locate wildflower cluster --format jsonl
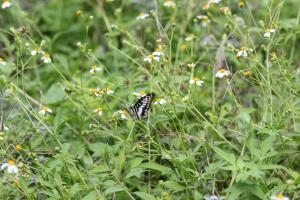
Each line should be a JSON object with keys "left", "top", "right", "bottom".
{"left": 143, "top": 47, "right": 165, "bottom": 63}
{"left": 31, "top": 46, "right": 51, "bottom": 63}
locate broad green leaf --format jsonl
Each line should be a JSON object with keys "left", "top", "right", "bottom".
{"left": 88, "top": 142, "right": 107, "bottom": 157}
{"left": 69, "top": 183, "right": 82, "bottom": 197}
{"left": 125, "top": 168, "right": 144, "bottom": 179}
{"left": 212, "top": 146, "right": 236, "bottom": 166}
{"left": 129, "top": 157, "right": 144, "bottom": 169}
{"left": 82, "top": 191, "right": 98, "bottom": 200}
{"left": 90, "top": 165, "right": 110, "bottom": 173}
{"left": 41, "top": 84, "right": 66, "bottom": 104}
{"left": 259, "top": 164, "right": 286, "bottom": 170}
{"left": 164, "top": 181, "right": 185, "bottom": 192}
{"left": 134, "top": 192, "right": 156, "bottom": 200}
{"left": 261, "top": 136, "right": 276, "bottom": 154}
{"left": 104, "top": 185, "right": 125, "bottom": 194}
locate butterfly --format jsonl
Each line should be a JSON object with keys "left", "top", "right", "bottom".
{"left": 125, "top": 93, "right": 155, "bottom": 120}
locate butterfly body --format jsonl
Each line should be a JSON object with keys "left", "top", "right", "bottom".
{"left": 126, "top": 93, "right": 155, "bottom": 120}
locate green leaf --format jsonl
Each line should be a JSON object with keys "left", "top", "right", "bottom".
{"left": 261, "top": 136, "right": 276, "bottom": 154}
{"left": 30, "top": 135, "right": 45, "bottom": 149}
{"left": 129, "top": 157, "right": 144, "bottom": 169}
{"left": 104, "top": 185, "right": 125, "bottom": 194}
{"left": 61, "top": 143, "right": 70, "bottom": 154}
{"left": 90, "top": 165, "right": 110, "bottom": 173}
{"left": 134, "top": 192, "right": 156, "bottom": 200}
{"left": 82, "top": 191, "right": 98, "bottom": 200}
{"left": 212, "top": 146, "right": 236, "bottom": 166}
{"left": 125, "top": 168, "right": 144, "bottom": 179}
{"left": 88, "top": 142, "right": 107, "bottom": 157}
{"left": 41, "top": 84, "right": 66, "bottom": 104}
{"left": 69, "top": 183, "right": 82, "bottom": 197}
{"left": 259, "top": 164, "right": 286, "bottom": 170}
{"left": 164, "top": 181, "right": 185, "bottom": 192}
{"left": 139, "top": 162, "right": 172, "bottom": 175}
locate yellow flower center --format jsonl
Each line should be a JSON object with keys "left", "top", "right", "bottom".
{"left": 34, "top": 47, "right": 41, "bottom": 52}
{"left": 15, "top": 145, "right": 22, "bottom": 151}
{"left": 91, "top": 65, "right": 97, "bottom": 69}
{"left": 76, "top": 10, "right": 83, "bottom": 17}
{"left": 265, "top": 29, "right": 270, "bottom": 33}
{"left": 90, "top": 88, "right": 97, "bottom": 93}
{"left": 122, "top": 110, "right": 129, "bottom": 116}
{"left": 96, "top": 107, "right": 103, "bottom": 112}
{"left": 4, "top": 0, "right": 10, "bottom": 3}
{"left": 0, "top": 58, "right": 3, "bottom": 62}
{"left": 180, "top": 44, "right": 187, "bottom": 51}
{"left": 240, "top": 47, "right": 247, "bottom": 51}
{"left": 139, "top": 12, "right": 145, "bottom": 17}
{"left": 43, "top": 106, "right": 49, "bottom": 111}
{"left": 239, "top": 1, "right": 245, "bottom": 8}
{"left": 219, "top": 68, "right": 225, "bottom": 73}
{"left": 243, "top": 70, "right": 252, "bottom": 77}
{"left": 44, "top": 53, "right": 50, "bottom": 58}
{"left": 155, "top": 48, "right": 161, "bottom": 52}
{"left": 140, "top": 91, "right": 146, "bottom": 96}
{"left": 8, "top": 160, "right": 15, "bottom": 165}
{"left": 193, "top": 77, "right": 200, "bottom": 81}
{"left": 149, "top": 54, "right": 155, "bottom": 59}
{"left": 277, "top": 193, "right": 284, "bottom": 199}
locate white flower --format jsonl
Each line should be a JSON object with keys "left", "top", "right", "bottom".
{"left": 136, "top": 12, "right": 149, "bottom": 20}
{"left": 31, "top": 47, "right": 44, "bottom": 56}
{"left": 270, "top": 193, "right": 289, "bottom": 200}
{"left": 39, "top": 106, "right": 53, "bottom": 115}
{"left": 94, "top": 107, "right": 103, "bottom": 116}
{"left": 76, "top": 41, "right": 83, "bottom": 47}
{"left": 118, "top": 110, "right": 129, "bottom": 120}
{"left": 89, "top": 65, "right": 101, "bottom": 74}
{"left": 41, "top": 53, "right": 51, "bottom": 63}
{"left": 0, "top": 58, "right": 7, "bottom": 66}
{"left": 264, "top": 28, "right": 276, "bottom": 38}
{"left": 187, "top": 63, "right": 196, "bottom": 68}
{"left": 1, "top": 0, "right": 12, "bottom": 9}
{"left": 189, "top": 77, "right": 204, "bottom": 86}
{"left": 153, "top": 48, "right": 164, "bottom": 57}
{"left": 163, "top": 0, "right": 176, "bottom": 8}
{"left": 182, "top": 96, "right": 189, "bottom": 102}
{"left": 204, "top": 194, "right": 225, "bottom": 200}
{"left": 236, "top": 47, "right": 253, "bottom": 58}
{"left": 143, "top": 54, "right": 160, "bottom": 63}
{"left": 89, "top": 88, "right": 103, "bottom": 97}
{"left": 154, "top": 98, "right": 167, "bottom": 105}
{"left": 215, "top": 68, "right": 230, "bottom": 78}
{"left": 133, "top": 91, "right": 146, "bottom": 97}
{"left": 197, "top": 15, "right": 210, "bottom": 27}
{"left": 208, "top": 0, "right": 222, "bottom": 3}
{"left": 103, "top": 87, "right": 114, "bottom": 95}
{"left": 185, "top": 34, "right": 195, "bottom": 42}
{"left": 1, "top": 160, "right": 18, "bottom": 174}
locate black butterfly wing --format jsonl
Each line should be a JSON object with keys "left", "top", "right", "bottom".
{"left": 128, "top": 93, "right": 155, "bottom": 120}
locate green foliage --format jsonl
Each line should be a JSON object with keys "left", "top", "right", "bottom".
{"left": 0, "top": 0, "right": 300, "bottom": 199}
